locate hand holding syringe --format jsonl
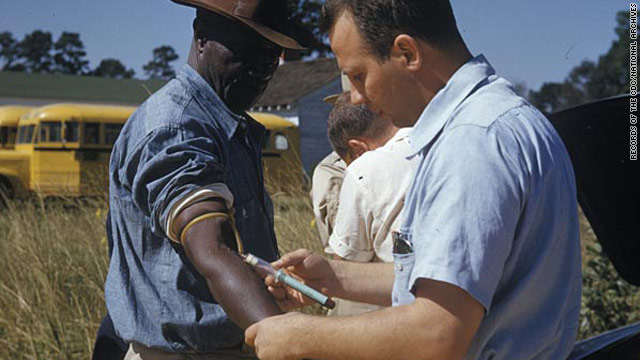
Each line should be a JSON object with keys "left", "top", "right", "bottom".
{"left": 242, "top": 253, "right": 336, "bottom": 309}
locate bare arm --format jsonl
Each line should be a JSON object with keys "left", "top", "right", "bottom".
{"left": 266, "top": 249, "right": 394, "bottom": 309}
{"left": 175, "top": 199, "right": 281, "bottom": 329}
{"left": 247, "top": 278, "right": 484, "bottom": 360}
{"left": 330, "top": 256, "right": 394, "bottom": 305}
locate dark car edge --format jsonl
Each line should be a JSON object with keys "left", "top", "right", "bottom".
{"left": 548, "top": 95, "right": 640, "bottom": 359}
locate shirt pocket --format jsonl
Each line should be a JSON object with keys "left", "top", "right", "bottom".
{"left": 392, "top": 252, "right": 416, "bottom": 306}
{"left": 392, "top": 230, "right": 416, "bottom": 306}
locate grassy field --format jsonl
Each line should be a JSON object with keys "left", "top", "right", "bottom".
{"left": 0, "top": 193, "right": 638, "bottom": 359}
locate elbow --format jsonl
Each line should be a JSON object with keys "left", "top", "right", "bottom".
{"left": 404, "top": 302, "right": 472, "bottom": 360}
{"left": 410, "top": 336, "right": 466, "bottom": 360}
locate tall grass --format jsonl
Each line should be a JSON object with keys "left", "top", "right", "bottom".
{"left": 0, "top": 189, "right": 322, "bottom": 359}
{"left": 0, "top": 197, "right": 109, "bottom": 359}
{"left": 0, "top": 191, "right": 638, "bottom": 359}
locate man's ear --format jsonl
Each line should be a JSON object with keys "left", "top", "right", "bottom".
{"left": 193, "top": 31, "right": 207, "bottom": 55}
{"left": 197, "top": 37, "right": 206, "bottom": 53}
{"left": 193, "top": 20, "right": 207, "bottom": 54}
{"left": 347, "top": 138, "right": 370, "bottom": 159}
{"left": 391, "top": 34, "right": 422, "bottom": 72}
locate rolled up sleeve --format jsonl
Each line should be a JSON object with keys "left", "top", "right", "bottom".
{"left": 123, "top": 125, "right": 230, "bottom": 241}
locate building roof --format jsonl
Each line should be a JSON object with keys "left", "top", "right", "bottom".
{"left": 253, "top": 58, "right": 340, "bottom": 109}
{"left": 0, "top": 71, "right": 165, "bottom": 105}
{"left": 1, "top": 58, "right": 341, "bottom": 109}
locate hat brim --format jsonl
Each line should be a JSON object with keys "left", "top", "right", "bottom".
{"left": 323, "top": 94, "right": 340, "bottom": 104}
{"left": 173, "top": 0, "right": 307, "bottom": 50}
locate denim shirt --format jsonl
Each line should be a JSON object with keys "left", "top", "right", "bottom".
{"left": 392, "top": 55, "right": 581, "bottom": 359}
{"left": 105, "top": 64, "right": 279, "bottom": 352}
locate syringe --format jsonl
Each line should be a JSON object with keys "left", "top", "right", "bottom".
{"left": 242, "top": 253, "right": 336, "bottom": 309}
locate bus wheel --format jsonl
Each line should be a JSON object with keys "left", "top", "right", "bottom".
{"left": 0, "top": 178, "right": 14, "bottom": 207}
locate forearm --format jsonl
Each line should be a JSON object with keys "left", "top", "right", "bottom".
{"left": 297, "top": 301, "right": 464, "bottom": 360}
{"left": 248, "top": 279, "right": 482, "bottom": 359}
{"left": 331, "top": 260, "right": 394, "bottom": 306}
{"left": 196, "top": 245, "right": 282, "bottom": 329}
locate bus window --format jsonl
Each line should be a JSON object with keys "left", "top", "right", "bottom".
{"left": 49, "top": 122, "right": 62, "bottom": 142}
{"left": 274, "top": 133, "right": 289, "bottom": 151}
{"left": 10, "top": 127, "right": 17, "bottom": 143}
{"left": 0, "top": 127, "right": 7, "bottom": 146}
{"left": 105, "top": 123, "right": 123, "bottom": 145}
{"left": 263, "top": 130, "right": 271, "bottom": 149}
{"left": 40, "top": 121, "right": 62, "bottom": 142}
{"left": 26, "top": 125, "right": 35, "bottom": 143}
{"left": 17, "top": 126, "right": 25, "bottom": 143}
{"left": 84, "top": 123, "right": 100, "bottom": 145}
{"left": 65, "top": 122, "right": 79, "bottom": 142}
{"left": 17, "top": 125, "right": 35, "bottom": 144}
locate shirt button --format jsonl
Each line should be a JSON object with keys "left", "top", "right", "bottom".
{"left": 395, "top": 263, "right": 403, "bottom": 271}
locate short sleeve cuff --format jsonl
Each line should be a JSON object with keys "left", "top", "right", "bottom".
{"left": 409, "top": 265, "right": 494, "bottom": 312}
{"left": 323, "top": 245, "right": 335, "bottom": 255}
{"left": 328, "top": 234, "right": 374, "bottom": 262}
{"left": 164, "top": 184, "right": 234, "bottom": 243}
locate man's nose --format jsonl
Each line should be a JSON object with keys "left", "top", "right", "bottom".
{"left": 350, "top": 87, "right": 367, "bottom": 105}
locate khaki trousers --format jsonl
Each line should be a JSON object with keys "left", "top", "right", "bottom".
{"left": 124, "top": 342, "right": 258, "bottom": 360}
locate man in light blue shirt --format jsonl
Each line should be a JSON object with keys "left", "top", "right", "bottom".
{"left": 391, "top": 55, "right": 581, "bottom": 359}
{"left": 245, "top": 1, "right": 581, "bottom": 359}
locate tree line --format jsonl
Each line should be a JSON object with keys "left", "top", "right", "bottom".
{"left": 0, "top": 7, "right": 628, "bottom": 107}
{"left": 528, "top": 11, "right": 630, "bottom": 113}
{"left": 0, "top": 30, "right": 180, "bottom": 80}
{"left": 0, "top": 1, "right": 329, "bottom": 81}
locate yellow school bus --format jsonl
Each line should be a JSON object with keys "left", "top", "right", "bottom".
{"left": 0, "top": 106, "right": 303, "bottom": 198}
{"left": 249, "top": 112, "right": 305, "bottom": 190}
{"left": 0, "top": 106, "right": 34, "bottom": 150}
{"left": 0, "top": 103, "right": 136, "bottom": 197}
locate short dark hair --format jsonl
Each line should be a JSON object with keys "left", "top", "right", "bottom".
{"left": 322, "top": 0, "right": 463, "bottom": 60}
{"left": 327, "top": 91, "right": 390, "bottom": 158}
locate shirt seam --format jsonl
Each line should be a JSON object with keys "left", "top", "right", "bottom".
{"left": 177, "top": 96, "right": 193, "bottom": 141}
{"left": 440, "top": 105, "right": 526, "bottom": 180}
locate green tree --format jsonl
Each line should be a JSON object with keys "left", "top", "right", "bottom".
{"left": 0, "top": 31, "right": 21, "bottom": 71}
{"left": 17, "top": 30, "right": 54, "bottom": 73}
{"left": 143, "top": 45, "right": 179, "bottom": 80}
{"left": 287, "top": 0, "right": 331, "bottom": 57}
{"left": 53, "top": 32, "right": 89, "bottom": 75}
{"left": 579, "top": 242, "right": 640, "bottom": 339}
{"left": 586, "top": 11, "right": 630, "bottom": 99}
{"left": 530, "top": 11, "right": 631, "bottom": 113}
{"left": 92, "top": 58, "right": 135, "bottom": 79}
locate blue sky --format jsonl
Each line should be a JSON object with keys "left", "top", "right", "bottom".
{"left": 0, "top": 0, "right": 630, "bottom": 91}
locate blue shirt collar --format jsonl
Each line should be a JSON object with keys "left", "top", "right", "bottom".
{"left": 177, "top": 63, "right": 242, "bottom": 140}
{"left": 408, "top": 54, "right": 495, "bottom": 156}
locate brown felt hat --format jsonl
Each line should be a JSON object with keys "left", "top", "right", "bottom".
{"left": 172, "top": 0, "right": 308, "bottom": 50}
{"left": 323, "top": 73, "right": 351, "bottom": 104}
